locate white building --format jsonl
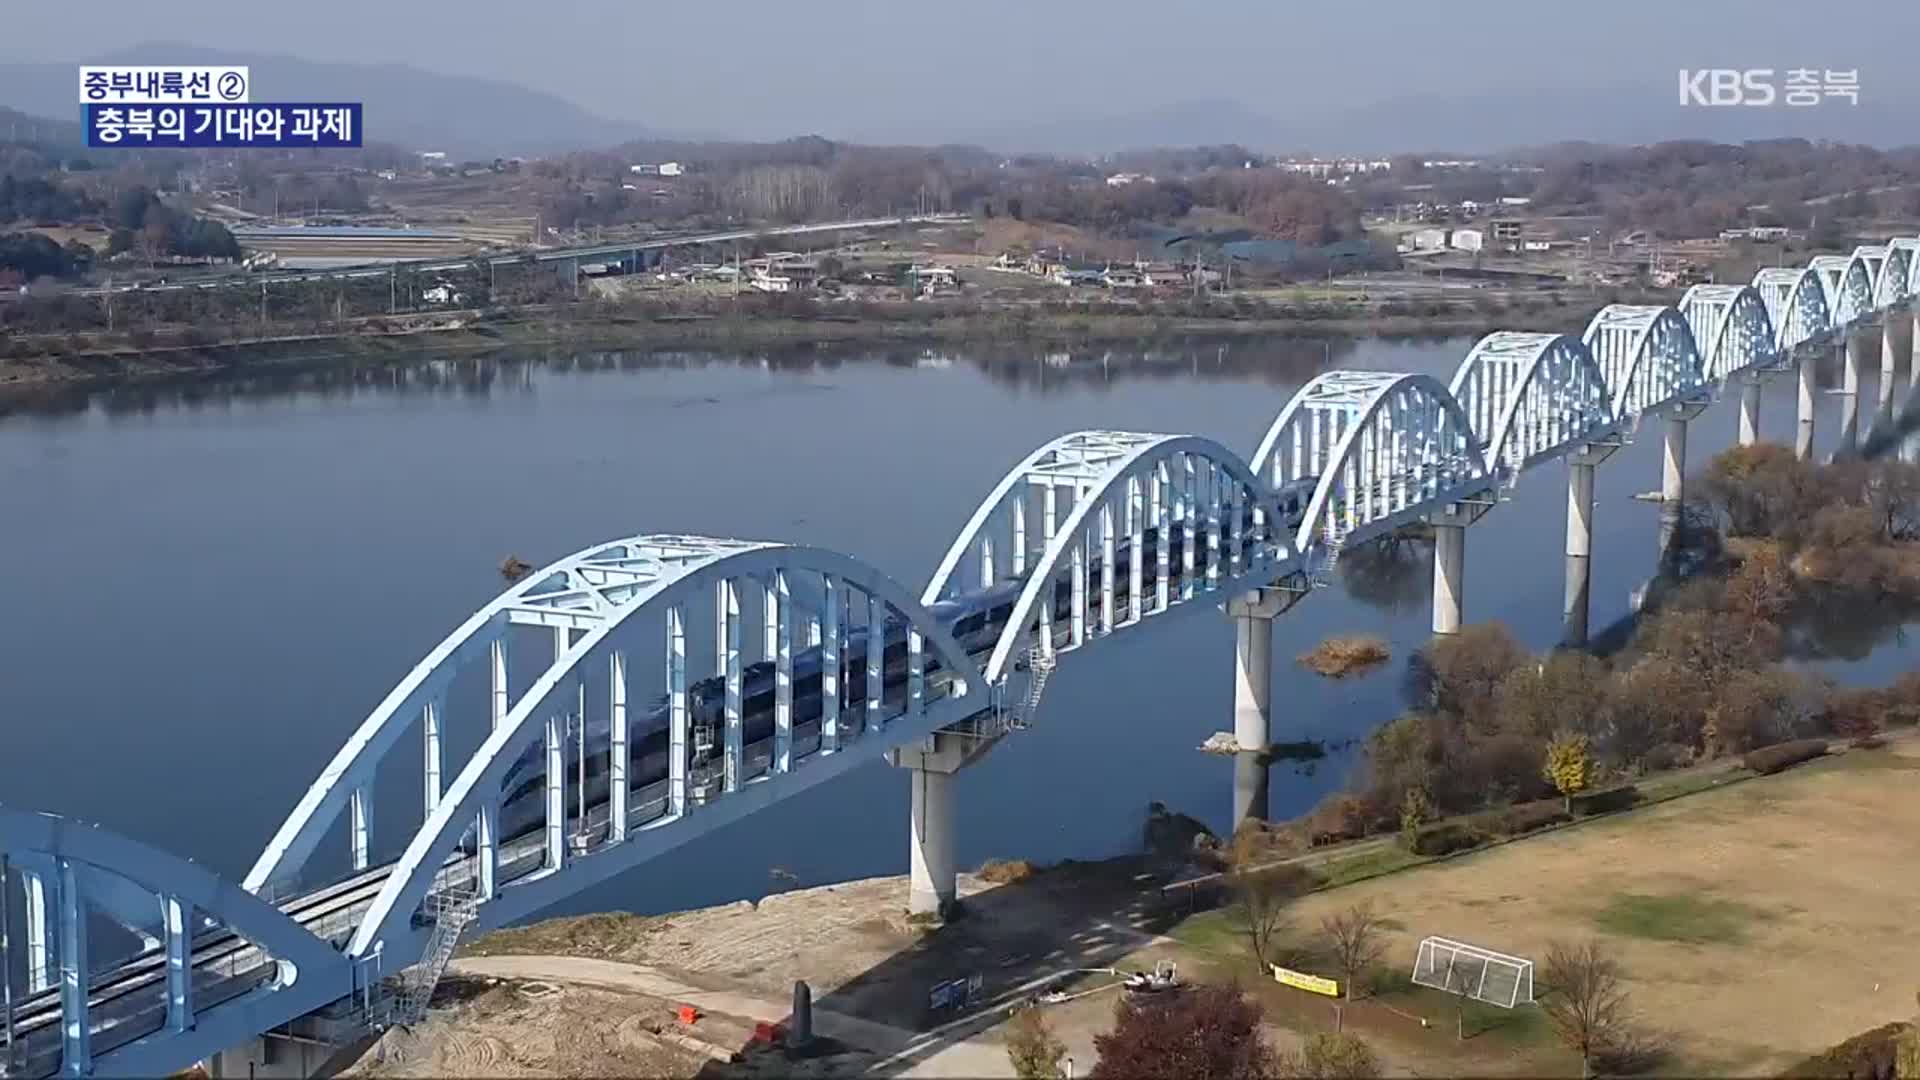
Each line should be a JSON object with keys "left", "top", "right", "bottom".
{"left": 1411, "top": 227, "right": 1449, "bottom": 251}
{"left": 1451, "top": 228, "right": 1485, "bottom": 252}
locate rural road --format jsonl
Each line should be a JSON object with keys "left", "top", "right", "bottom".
{"left": 449, "top": 954, "right": 1013, "bottom": 1078}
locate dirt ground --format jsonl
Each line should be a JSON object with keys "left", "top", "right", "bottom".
{"left": 347, "top": 740, "right": 1920, "bottom": 1078}
{"left": 463, "top": 859, "right": 1183, "bottom": 1034}
{"left": 346, "top": 859, "right": 1196, "bottom": 1078}
{"left": 1240, "top": 740, "right": 1920, "bottom": 1076}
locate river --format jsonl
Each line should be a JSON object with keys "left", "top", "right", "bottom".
{"left": 2, "top": 333, "right": 1913, "bottom": 926}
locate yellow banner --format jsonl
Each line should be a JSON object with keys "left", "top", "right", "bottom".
{"left": 1271, "top": 964, "right": 1340, "bottom": 997}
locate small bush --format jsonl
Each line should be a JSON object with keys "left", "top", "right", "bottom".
{"left": 1490, "top": 799, "right": 1572, "bottom": 836}
{"left": 1640, "top": 742, "right": 1694, "bottom": 772}
{"left": 1409, "top": 822, "right": 1482, "bottom": 856}
{"left": 978, "top": 858, "right": 1037, "bottom": 885}
{"left": 1306, "top": 794, "right": 1376, "bottom": 846}
{"left": 1781, "top": 1021, "right": 1908, "bottom": 1079}
{"left": 1570, "top": 785, "right": 1640, "bottom": 816}
{"left": 1743, "top": 738, "right": 1829, "bottom": 775}
{"left": 1298, "top": 635, "right": 1391, "bottom": 678}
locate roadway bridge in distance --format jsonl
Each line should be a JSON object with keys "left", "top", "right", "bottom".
{"left": 78, "top": 213, "right": 970, "bottom": 294}
{"left": 6, "top": 239, "right": 1920, "bottom": 1078}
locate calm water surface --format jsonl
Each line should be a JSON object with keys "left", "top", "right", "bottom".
{"left": 2, "top": 335, "right": 1911, "bottom": 921}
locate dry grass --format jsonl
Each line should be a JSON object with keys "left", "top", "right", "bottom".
{"left": 977, "top": 857, "right": 1038, "bottom": 884}
{"left": 1261, "top": 740, "right": 1920, "bottom": 1075}
{"left": 1297, "top": 634, "right": 1391, "bottom": 678}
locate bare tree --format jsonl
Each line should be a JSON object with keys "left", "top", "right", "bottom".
{"left": 1229, "top": 867, "right": 1290, "bottom": 971}
{"left": 1541, "top": 940, "right": 1630, "bottom": 1078}
{"left": 1270, "top": 1032, "right": 1382, "bottom": 1078}
{"left": 1321, "top": 902, "right": 1389, "bottom": 1003}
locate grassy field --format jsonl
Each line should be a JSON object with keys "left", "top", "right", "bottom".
{"left": 1165, "top": 739, "right": 1920, "bottom": 1077}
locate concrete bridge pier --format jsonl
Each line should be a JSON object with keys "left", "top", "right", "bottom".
{"left": 1661, "top": 413, "right": 1688, "bottom": 504}
{"left": 1431, "top": 520, "right": 1467, "bottom": 635}
{"left": 1910, "top": 311, "right": 1920, "bottom": 399}
{"left": 1562, "top": 444, "right": 1618, "bottom": 648}
{"left": 1738, "top": 376, "right": 1763, "bottom": 447}
{"left": 908, "top": 767, "right": 954, "bottom": 917}
{"left": 1659, "top": 402, "right": 1706, "bottom": 553}
{"left": 1797, "top": 345, "right": 1817, "bottom": 460}
{"left": 1839, "top": 335, "right": 1862, "bottom": 456}
{"left": 1878, "top": 317, "right": 1899, "bottom": 434}
{"left": 1227, "top": 587, "right": 1300, "bottom": 828}
{"left": 891, "top": 737, "right": 970, "bottom": 918}
{"left": 208, "top": 1032, "right": 353, "bottom": 1079}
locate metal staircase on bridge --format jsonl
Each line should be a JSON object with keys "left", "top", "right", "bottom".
{"left": 385, "top": 881, "right": 479, "bottom": 1028}
{"left": 1008, "top": 645, "right": 1056, "bottom": 732}
{"left": 1310, "top": 528, "right": 1348, "bottom": 588}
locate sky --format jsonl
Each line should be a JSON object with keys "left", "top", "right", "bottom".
{"left": 7, "top": 0, "right": 1919, "bottom": 146}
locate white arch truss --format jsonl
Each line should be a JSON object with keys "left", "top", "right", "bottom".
{"left": 1, "top": 809, "right": 353, "bottom": 1079}
{"left": 1447, "top": 332, "right": 1615, "bottom": 475}
{"left": 245, "top": 536, "right": 783, "bottom": 896}
{"left": 1879, "top": 240, "right": 1918, "bottom": 308}
{"left": 1580, "top": 304, "right": 1707, "bottom": 418}
{"left": 344, "top": 539, "right": 988, "bottom": 961}
{"left": 1854, "top": 245, "right": 1888, "bottom": 302}
{"left": 962, "top": 433, "right": 1289, "bottom": 685}
{"left": 1251, "top": 371, "right": 1491, "bottom": 554}
{"left": 1811, "top": 253, "right": 1875, "bottom": 327}
{"left": 1680, "top": 284, "right": 1779, "bottom": 380}
{"left": 1753, "top": 266, "right": 1832, "bottom": 352}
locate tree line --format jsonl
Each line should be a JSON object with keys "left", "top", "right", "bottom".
{"left": 1306, "top": 445, "right": 1920, "bottom": 847}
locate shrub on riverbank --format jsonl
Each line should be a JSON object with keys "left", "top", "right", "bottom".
{"left": 1696, "top": 444, "right": 1920, "bottom": 601}
{"left": 1742, "top": 739, "right": 1828, "bottom": 775}
{"left": 1298, "top": 443, "right": 1920, "bottom": 844}
{"left": 1782, "top": 1021, "right": 1908, "bottom": 1079}
{"left": 979, "top": 858, "right": 1038, "bottom": 884}
{"left": 1298, "top": 634, "right": 1390, "bottom": 678}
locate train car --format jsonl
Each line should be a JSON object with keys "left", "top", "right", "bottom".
{"left": 485, "top": 475, "right": 1320, "bottom": 845}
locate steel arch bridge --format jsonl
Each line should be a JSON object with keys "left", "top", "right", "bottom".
{"left": 1754, "top": 266, "right": 1834, "bottom": 352}
{"left": 13, "top": 238, "right": 1920, "bottom": 1077}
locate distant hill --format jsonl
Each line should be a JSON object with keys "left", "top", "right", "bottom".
{"left": 966, "top": 89, "right": 1920, "bottom": 157}
{"left": 0, "top": 43, "right": 640, "bottom": 158}
{"left": 0, "top": 105, "right": 82, "bottom": 149}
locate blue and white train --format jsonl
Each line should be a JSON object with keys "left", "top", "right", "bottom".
{"left": 488, "top": 478, "right": 1319, "bottom": 844}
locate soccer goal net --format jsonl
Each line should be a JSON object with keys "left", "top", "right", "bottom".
{"left": 1411, "top": 936, "right": 1534, "bottom": 1008}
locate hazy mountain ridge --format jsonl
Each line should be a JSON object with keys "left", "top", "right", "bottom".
{"left": 3, "top": 45, "right": 1914, "bottom": 160}
{"left": 960, "top": 88, "right": 1920, "bottom": 157}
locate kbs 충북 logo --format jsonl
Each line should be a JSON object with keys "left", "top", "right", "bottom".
{"left": 1678, "top": 69, "right": 1860, "bottom": 107}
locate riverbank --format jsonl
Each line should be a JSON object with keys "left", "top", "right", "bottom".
{"left": 0, "top": 298, "right": 1611, "bottom": 397}
{"left": 383, "top": 731, "right": 1920, "bottom": 1078}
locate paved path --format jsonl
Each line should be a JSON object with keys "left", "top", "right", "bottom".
{"left": 450, "top": 954, "right": 1012, "bottom": 1078}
